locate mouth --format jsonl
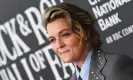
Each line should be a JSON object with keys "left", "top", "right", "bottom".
{"left": 60, "top": 50, "right": 70, "bottom": 54}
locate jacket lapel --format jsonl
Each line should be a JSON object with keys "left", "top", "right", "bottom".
{"left": 89, "top": 49, "right": 106, "bottom": 80}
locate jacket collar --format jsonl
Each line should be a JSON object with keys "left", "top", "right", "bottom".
{"left": 89, "top": 49, "right": 106, "bottom": 80}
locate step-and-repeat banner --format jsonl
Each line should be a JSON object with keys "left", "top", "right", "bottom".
{"left": 0, "top": 0, "right": 133, "bottom": 80}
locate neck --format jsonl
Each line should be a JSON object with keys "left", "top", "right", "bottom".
{"left": 74, "top": 47, "right": 89, "bottom": 68}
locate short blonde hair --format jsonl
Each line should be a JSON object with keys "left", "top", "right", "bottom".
{"left": 42, "top": 3, "right": 102, "bottom": 49}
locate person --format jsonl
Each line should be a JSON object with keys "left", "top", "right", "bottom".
{"left": 42, "top": 3, "right": 133, "bottom": 80}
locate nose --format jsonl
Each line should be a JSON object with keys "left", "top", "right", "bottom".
{"left": 56, "top": 38, "right": 65, "bottom": 49}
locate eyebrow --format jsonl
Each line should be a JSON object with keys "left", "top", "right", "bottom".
{"left": 48, "top": 29, "right": 71, "bottom": 40}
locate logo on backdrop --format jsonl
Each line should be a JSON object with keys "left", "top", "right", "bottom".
{"left": 0, "top": 0, "right": 75, "bottom": 80}
{"left": 88, "top": 0, "right": 133, "bottom": 44}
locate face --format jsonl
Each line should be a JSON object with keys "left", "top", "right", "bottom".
{"left": 47, "top": 18, "right": 88, "bottom": 63}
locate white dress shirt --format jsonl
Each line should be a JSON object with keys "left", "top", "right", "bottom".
{"left": 75, "top": 50, "right": 92, "bottom": 80}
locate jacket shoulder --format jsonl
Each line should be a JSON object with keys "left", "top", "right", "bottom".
{"left": 101, "top": 50, "right": 133, "bottom": 80}
{"left": 103, "top": 51, "right": 133, "bottom": 62}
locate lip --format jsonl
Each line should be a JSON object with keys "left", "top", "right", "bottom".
{"left": 60, "top": 50, "right": 70, "bottom": 54}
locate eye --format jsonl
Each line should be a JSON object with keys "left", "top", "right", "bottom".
{"left": 62, "top": 32, "right": 70, "bottom": 37}
{"left": 49, "top": 38, "right": 55, "bottom": 43}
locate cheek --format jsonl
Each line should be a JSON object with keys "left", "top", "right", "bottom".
{"left": 72, "top": 37, "right": 80, "bottom": 46}
{"left": 51, "top": 43, "right": 57, "bottom": 53}
{"left": 68, "top": 37, "right": 80, "bottom": 51}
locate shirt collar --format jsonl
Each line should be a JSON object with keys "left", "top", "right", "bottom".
{"left": 75, "top": 50, "right": 92, "bottom": 80}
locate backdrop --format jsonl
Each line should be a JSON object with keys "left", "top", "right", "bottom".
{"left": 0, "top": 0, "right": 133, "bottom": 80}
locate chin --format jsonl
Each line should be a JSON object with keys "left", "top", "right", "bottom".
{"left": 62, "top": 59, "right": 73, "bottom": 63}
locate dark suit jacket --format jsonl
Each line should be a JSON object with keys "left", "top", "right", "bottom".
{"left": 70, "top": 49, "right": 133, "bottom": 80}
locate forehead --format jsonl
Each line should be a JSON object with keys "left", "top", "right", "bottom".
{"left": 47, "top": 18, "right": 72, "bottom": 36}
